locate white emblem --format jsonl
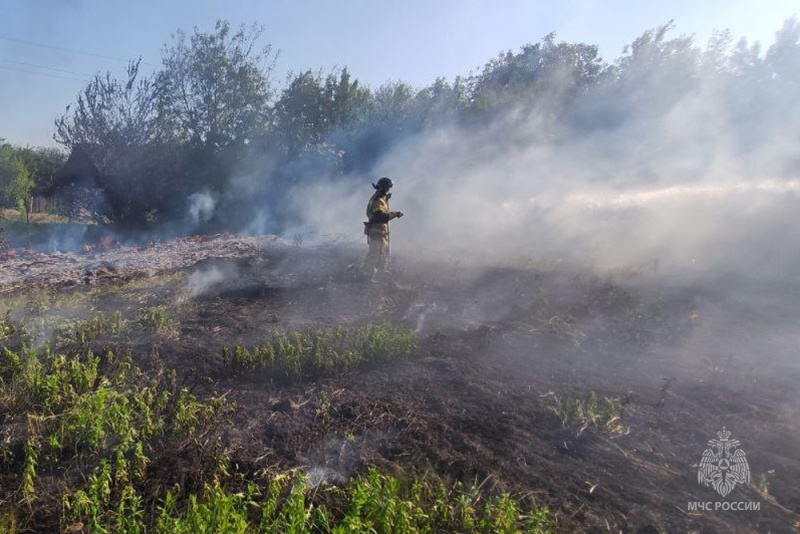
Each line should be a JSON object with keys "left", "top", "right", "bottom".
{"left": 697, "top": 427, "right": 750, "bottom": 497}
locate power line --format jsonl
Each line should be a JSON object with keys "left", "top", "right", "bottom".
{"left": 0, "top": 34, "right": 156, "bottom": 66}
{"left": 0, "top": 64, "right": 88, "bottom": 83}
{"left": 1, "top": 59, "right": 92, "bottom": 78}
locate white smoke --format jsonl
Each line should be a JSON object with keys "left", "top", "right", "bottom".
{"left": 187, "top": 189, "right": 217, "bottom": 225}
{"left": 182, "top": 265, "right": 230, "bottom": 301}
{"left": 281, "top": 26, "right": 800, "bottom": 282}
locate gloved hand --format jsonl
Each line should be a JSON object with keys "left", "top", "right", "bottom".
{"left": 393, "top": 211, "right": 404, "bottom": 218}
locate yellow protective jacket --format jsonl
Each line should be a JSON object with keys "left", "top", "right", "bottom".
{"left": 365, "top": 191, "right": 396, "bottom": 237}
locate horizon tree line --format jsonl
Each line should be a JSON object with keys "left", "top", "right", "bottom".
{"left": 1, "top": 17, "right": 798, "bottom": 232}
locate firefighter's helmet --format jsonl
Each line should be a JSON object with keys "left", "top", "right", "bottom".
{"left": 373, "top": 177, "right": 393, "bottom": 190}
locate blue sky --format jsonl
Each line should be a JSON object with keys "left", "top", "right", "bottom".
{"left": 1, "top": 0, "right": 796, "bottom": 148}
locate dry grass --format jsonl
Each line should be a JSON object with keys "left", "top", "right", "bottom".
{"left": 0, "top": 209, "right": 70, "bottom": 224}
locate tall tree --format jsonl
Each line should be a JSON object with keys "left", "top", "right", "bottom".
{"left": 273, "top": 67, "right": 371, "bottom": 159}
{"left": 156, "top": 20, "right": 276, "bottom": 151}
{"left": 55, "top": 59, "right": 162, "bottom": 167}
{"left": 611, "top": 22, "right": 700, "bottom": 115}
{"left": 411, "top": 76, "right": 468, "bottom": 128}
{"left": 766, "top": 17, "right": 800, "bottom": 87}
{"left": 273, "top": 69, "right": 328, "bottom": 156}
{"left": 468, "top": 33, "right": 606, "bottom": 118}
{"left": 321, "top": 68, "right": 372, "bottom": 131}
{"left": 371, "top": 81, "right": 415, "bottom": 126}
{"left": 54, "top": 60, "right": 184, "bottom": 228}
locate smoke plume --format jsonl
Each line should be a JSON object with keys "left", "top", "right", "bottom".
{"left": 270, "top": 24, "right": 800, "bottom": 282}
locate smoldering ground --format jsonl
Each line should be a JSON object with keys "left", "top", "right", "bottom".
{"left": 2, "top": 219, "right": 798, "bottom": 533}
{"left": 2, "top": 24, "right": 799, "bottom": 533}
{"left": 148, "top": 24, "right": 800, "bottom": 432}
{"left": 233, "top": 30, "right": 800, "bottom": 512}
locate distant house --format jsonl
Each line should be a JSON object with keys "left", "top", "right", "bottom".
{"left": 33, "top": 145, "right": 109, "bottom": 222}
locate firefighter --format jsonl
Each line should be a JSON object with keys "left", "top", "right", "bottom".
{"left": 364, "top": 177, "right": 403, "bottom": 280}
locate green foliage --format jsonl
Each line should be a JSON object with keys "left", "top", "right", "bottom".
{"left": 612, "top": 21, "right": 701, "bottom": 115}
{"left": 0, "top": 143, "right": 51, "bottom": 219}
{"left": 22, "top": 438, "right": 38, "bottom": 506}
{"left": 157, "top": 20, "right": 276, "bottom": 151}
{"left": 8, "top": 158, "right": 33, "bottom": 221}
{"left": 41, "top": 17, "right": 800, "bottom": 229}
{"left": 62, "top": 468, "right": 552, "bottom": 533}
{"left": 545, "top": 391, "right": 630, "bottom": 435}
{"left": 0, "top": 310, "right": 20, "bottom": 343}
{"left": 0, "top": 299, "right": 549, "bottom": 532}
{"left": 23, "top": 146, "right": 67, "bottom": 189}
{"left": 469, "top": 32, "right": 605, "bottom": 117}
{"left": 0, "top": 508, "right": 17, "bottom": 534}
{"left": 156, "top": 482, "right": 253, "bottom": 534}
{"left": 56, "top": 311, "right": 129, "bottom": 350}
{"left": 1, "top": 345, "right": 229, "bottom": 529}
{"left": 138, "top": 306, "right": 180, "bottom": 335}
{"left": 173, "top": 387, "right": 227, "bottom": 436}
{"left": 221, "top": 322, "right": 416, "bottom": 378}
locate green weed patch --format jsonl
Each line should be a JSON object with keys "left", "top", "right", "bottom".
{"left": 222, "top": 322, "right": 417, "bottom": 378}
{"left": 62, "top": 468, "right": 553, "bottom": 534}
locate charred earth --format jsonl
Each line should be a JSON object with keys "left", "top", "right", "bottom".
{"left": 0, "top": 233, "right": 798, "bottom": 533}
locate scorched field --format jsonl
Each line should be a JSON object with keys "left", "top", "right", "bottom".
{"left": 0, "top": 234, "right": 798, "bottom": 533}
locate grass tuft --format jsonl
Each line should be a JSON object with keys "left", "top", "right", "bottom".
{"left": 222, "top": 322, "right": 417, "bottom": 379}
{"left": 545, "top": 391, "right": 630, "bottom": 436}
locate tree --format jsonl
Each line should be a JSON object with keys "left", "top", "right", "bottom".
{"left": 0, "top": 143, "right": 40, "bottom": 221}
{"left": 611, "top": 22, "right": 700, "bottom": 115}
{"left": 55, "top": 59, "right": 162, "bottom": 167}
{"left": 766, "top": 17, "right": 800, "bottom": 84}
{"left": 272, "top": 67, "right": 372, "bottom": 159}
{"left": 468, "top": 33, "right": 606, "bottom": 118}
{"left": 272, "top": 69, "right": 328, "bottom": 156}
{"left": 371, "top": 81, "right": 415, "bottom": 126}
{"left": 8, "top": 158, "right": 33, "bottom": 223}
{"left": 321, "top": 67, "right": 372, "bottom": 132}
{"left": 54, "top": 20, "right": 277, "bottom": 229}
{"left": 410, "top": 76, "right": 468, "bottom": 128}
{"left": 156, "top": 20, "right": 276, "bottom": 151}
{"left": 55, "top": 59, "right": 186, "bottom": 228}
{"left": 0, "top": 142, "right": 12, "bottom": 209}
{"left": 25, "top": 147, "right": 67, "bottom": 190}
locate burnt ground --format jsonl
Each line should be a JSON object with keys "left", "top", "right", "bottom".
{"left": 2, "top": 237, "right": 799, "bottom": 533}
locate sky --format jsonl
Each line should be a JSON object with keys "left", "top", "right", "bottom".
{"left": 0, "top": 0, "right": 797, "bottom": 148}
